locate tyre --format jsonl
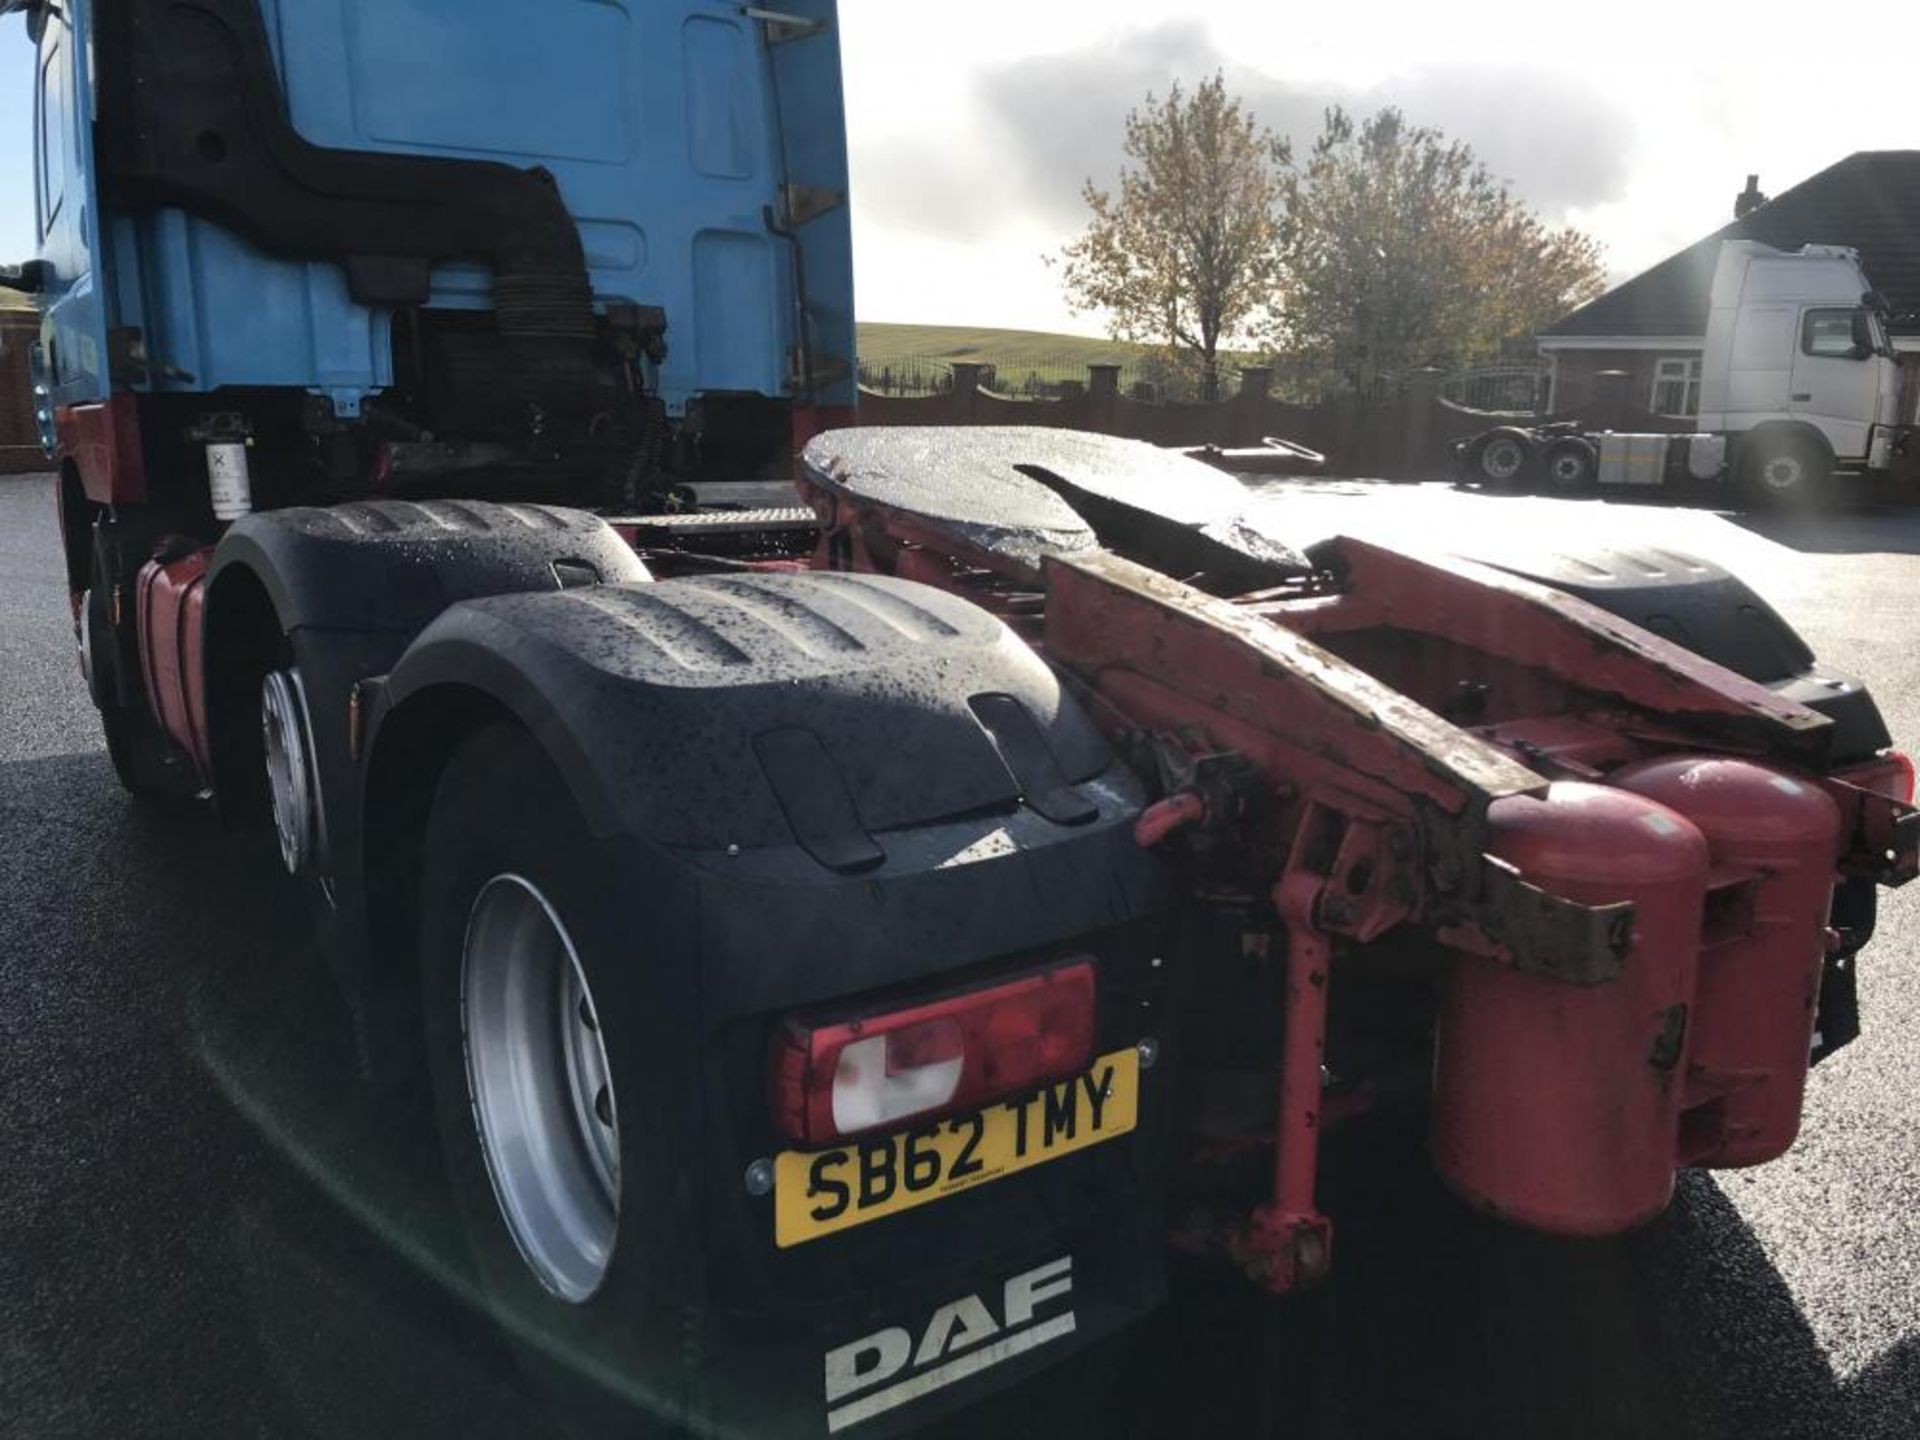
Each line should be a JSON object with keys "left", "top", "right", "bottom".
{"left": 1468, "top": 429, "right": 1532, "bottom": 490}
{"left": 1738, "top": 432, "right": 1832, "bottom": 507}
{"left": 1540, "top": 438, "right": 1597, "bottom": 494}
{"left": 418, "top": 724, "right": 682, "bottom": 1432}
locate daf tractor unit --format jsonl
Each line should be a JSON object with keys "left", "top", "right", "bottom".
{"left": 12, "top": 2, "right": 1918, "bottom": 1435}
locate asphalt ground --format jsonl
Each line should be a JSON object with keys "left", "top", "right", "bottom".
{"left": 2, "top": 470, "right": 1918, "bottom": 1438}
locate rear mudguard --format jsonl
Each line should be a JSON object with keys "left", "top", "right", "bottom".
{"left": 363, "top": 571, "right": 1176, "bottom": 1435}
{"left": 198, "top": 501, "right": 652, "bottom": 1052}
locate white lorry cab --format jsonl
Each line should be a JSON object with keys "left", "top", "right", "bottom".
{"left": 1461, "top": 240, "right": 1910, "bottom": 506}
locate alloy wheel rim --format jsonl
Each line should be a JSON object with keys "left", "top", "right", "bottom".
{"left": 462, "top": 873, "right": 620, "bottom": 1303}
{"left": 260, "top": 668, "right": 317, "bottom": 875}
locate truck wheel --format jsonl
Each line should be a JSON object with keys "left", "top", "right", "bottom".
{"left": 1740, "top": 434, "right": 1831, "bottom": 507}
{"left": 1540, "top": 439, "right": 1597, "bottom": 493}
{"left": 418, "top": 724, "right": 674, "bottom": 1427}
{"left": 1468, "top": 430, "right": 1531, "bottom": 490}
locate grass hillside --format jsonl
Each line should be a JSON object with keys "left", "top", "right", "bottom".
{"left": 854, "top": 323, "right": 1267, "bottom": 396}
{"left": 855, "top": 323, "right": 1153, "bottom": 389}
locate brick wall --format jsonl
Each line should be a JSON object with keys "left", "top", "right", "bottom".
{"left": 1547, "top": 347, "right": 1700, "bottom": 428}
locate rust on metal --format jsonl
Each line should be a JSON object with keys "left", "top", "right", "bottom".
{"left": 1325, "top": 537, "right": 1833, "bottom": 753}
{"left": 1044, "top": 549, "right": 1546, "bottom": 818}
{"left": 1437, "top": 856, "right": 1636, "bottom": 986}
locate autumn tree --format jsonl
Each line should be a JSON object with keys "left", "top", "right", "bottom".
{"left": 1278, "top": 106, "right": 1606, "bottom": 392}
{"left": 1057, "top": 74, "right": 1288, "bottom": 395}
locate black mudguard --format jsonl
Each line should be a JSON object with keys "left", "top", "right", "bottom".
{"left": 368, "top": 570, "right": 1176, "bottom": 1435}
{"left": 202, "top": 500, "right": 651, "bottom": 1059}
{"left": 1466, "top": 542, "right": 1890, "bottom": 761}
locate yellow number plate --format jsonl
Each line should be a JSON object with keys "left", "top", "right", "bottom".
{"left": 773, "top": 1047, "right": 1141, "bottom": 1248}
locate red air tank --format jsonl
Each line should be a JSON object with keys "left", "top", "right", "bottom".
{"left": 1611, "top": 756, "right": 1840, "bottom": 1167}
{"left": 1432, "top": 782, "right": 1707, "bottom": 1235}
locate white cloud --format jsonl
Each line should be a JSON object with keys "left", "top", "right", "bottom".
{"left": 842, "top": 0, "right": 1920, "bottom": 329}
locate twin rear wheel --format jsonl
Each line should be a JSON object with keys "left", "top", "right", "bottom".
{"left": 1540, "top": 439, "right": 1597, "bottom": 492}
{"left": 417, "top": 725, "right": 675, "bottom": 1426}
{"left": 1468, "top": 431, "right": 1595, "bottom": 494}
{"left": 1470, "top": 429, "right": 1834, "bottom": 507}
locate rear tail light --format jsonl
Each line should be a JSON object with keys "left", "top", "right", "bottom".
{"left": 1887, "top": 750, "right": 1916, "bottom": 806}
{"left": 769, "top": 960, "right": 1097, "bottom": 1146}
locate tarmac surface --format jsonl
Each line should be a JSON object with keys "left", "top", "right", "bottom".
{"left": 2, "top": 470, "right": 1917, "bottom": 1438}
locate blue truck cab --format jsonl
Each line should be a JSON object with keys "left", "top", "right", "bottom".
{"left": 8, "top": 7, "right": 1185, "bottom": 1436}
{"left": 18, "top": 0, "right": 853, "bottom": 522}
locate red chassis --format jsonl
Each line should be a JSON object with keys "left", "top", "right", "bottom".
{"left": 790, "top": 431, "right": 1918, "bottom": 1293}
{"left": 111, "top": 419, "right": 1917, "bottom": 1298}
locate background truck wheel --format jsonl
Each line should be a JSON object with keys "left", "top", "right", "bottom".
{"left": 1468, "top": 429, "right": 1532, "bottom": 489}
{"left": 419, "top": 724, "right": 678, "bottom": 1431}
{"left": 1739, "top": 433, "right": 1831, "bottom": 507}
{"left": 1540, "top": 438, "right": 1597, "bottom": 493}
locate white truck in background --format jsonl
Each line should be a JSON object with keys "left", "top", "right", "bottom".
{"left": 1461, "top": 240, "right": 1909, "bottom": 505}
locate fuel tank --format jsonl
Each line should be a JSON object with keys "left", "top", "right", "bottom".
{"left": 135, "top": 547, "right": 212, "bottom": 776}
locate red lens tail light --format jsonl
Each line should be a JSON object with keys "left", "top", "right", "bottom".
{"left": 769, "top": 961, "right": 1098, "bottom": 1146}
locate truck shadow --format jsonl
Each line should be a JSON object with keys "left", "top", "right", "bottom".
{"left": 1727, "top": 504, "right": 1920, "bottom": 557}
{"left": 3, "top": 747, "right": 1910, "bottom": 1440}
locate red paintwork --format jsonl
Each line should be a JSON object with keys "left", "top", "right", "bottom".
{"left": 1615, "top": 757, "right": 1842, "bottom": 1168}
{"left": 1285, "top": 538, "right": 1830, "bottom": 747}
{"left": 1247, "top": 871, "right": 1335, "bottom": 1289}
{"left": 55, "top": 398, "right": 147, "bottom": 506}
{"left": 790, "top": 405, "right": 858, "bottom": 466}
{"left": 1435, "top": 782, "right": 1709, "bottom": 1234}
{"left": 135, "top": 549, "right": 213, "bottom": 780}
{"left": 1134, "top": 792, "right": 1206, "bottom": 848}
{"left": 800, "top": 469, "right": 1919, "bottom": 1289}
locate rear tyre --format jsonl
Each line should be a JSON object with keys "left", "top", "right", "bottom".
{"left": 1738, "top": 432, "right": 1831, "bottom": 508}
{"left": 1468, "top": 429, "right": 1532, "bottom": 490}
{"left": 1540, "top": 438, "right": 1597, "bottom": 494}
{"left": 418, "top": 724, "right": 681, "bottom": 1433}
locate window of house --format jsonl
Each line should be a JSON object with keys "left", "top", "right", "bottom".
{"left": 1650, "top": 357, "right": 1701, "bottom": 418}
{"left": 1802, "top": 307, "right": 1864, "bottom": 358}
